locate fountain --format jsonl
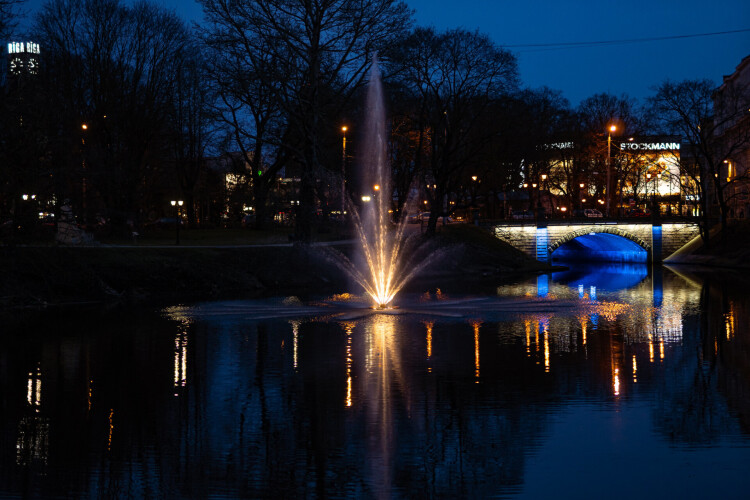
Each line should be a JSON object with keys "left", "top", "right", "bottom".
{"left": 173, "top": 59, "right": 589, "bottom": 321}
{"left": 332, "top": 57, "right": 430, "bottom": 308}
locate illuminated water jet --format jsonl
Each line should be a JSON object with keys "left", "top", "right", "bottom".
{"left": 334, "top": 57, "right": 432, "bottom": 307}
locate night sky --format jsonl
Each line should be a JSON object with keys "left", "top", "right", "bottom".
{"left": 17, "top": 0, "right": 750, "bottom": 105}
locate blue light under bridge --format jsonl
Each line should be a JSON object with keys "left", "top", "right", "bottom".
{"left": 551, "top": 232, "right": 648, "bottom": 263}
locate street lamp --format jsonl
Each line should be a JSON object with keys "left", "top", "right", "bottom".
{"left": 579, "top": 183, "right": 585, "bottom": 210}
{"left": 81, "top": 123, "right": 89, "bottom": 223}
{"left": 170, "top": 200, "right": 184, "bottom": 245}
{"left": 606, "top": 124, "right": 616, "bottom": 217}
{"left": 341, "top": 126, "right": 348, "bottom": 214}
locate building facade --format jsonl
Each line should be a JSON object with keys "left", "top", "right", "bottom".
{"left": 714, "top": 54, "right": 750, "bottom": 219}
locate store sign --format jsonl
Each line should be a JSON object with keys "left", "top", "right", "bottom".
{"left": 7, "top": 42, "right": 40, "bottom": 54}
{"left": 620, "top": 142, "right": 680, "bottom": 151}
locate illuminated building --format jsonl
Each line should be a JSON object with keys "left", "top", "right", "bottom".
{"left": 714, "top": 54, "right": 750, "bottom": 219}
{"left": 7, "top": 41, "right": 40, "bottom": 77}
{"left": 542, "top": 136, "right": 687, "bottom": 216}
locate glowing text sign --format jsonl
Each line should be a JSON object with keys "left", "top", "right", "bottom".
{"left": 7, "top": 42, "right": 40, "bottom": 55}
{"left": 620, "top": 142, "right": 680, "bottom": 151}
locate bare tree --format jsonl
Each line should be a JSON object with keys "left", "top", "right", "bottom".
{"left": 577, "top": 93, "right": 642, "bottom": 216}
{"left": 649, "top": 79, "right": 750, "bottom": 242}
{"left": 200, "top": 1, "right": 293, "bottom": 229}
{"left": 34, "top": 0, "right": 191, "bottom": 229}
{"left": 199, "top": 0, "right": 411, "bottom": 240}
{"left": 394, "top": 27, "right": 518, "bottom": 235}
{"left": 0, "top": 0, "right": 22, "bottom": 40}
{"left": 169, "top": 43, "right": 217, "bottom": 227}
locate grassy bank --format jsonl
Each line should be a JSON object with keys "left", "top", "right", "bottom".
{"left": 0, "top": 224, "right": 551, "bottom": 311}
{"left": 0, "top": 244, "right": 347, "bottom": 310}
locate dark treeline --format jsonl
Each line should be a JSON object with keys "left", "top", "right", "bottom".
{"left": 1, "top": 0, "right": 748, "bottom": 242}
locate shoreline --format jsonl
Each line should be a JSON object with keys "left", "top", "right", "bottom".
{"left": 0, "top": 236, "right": 552, "bottom": 313}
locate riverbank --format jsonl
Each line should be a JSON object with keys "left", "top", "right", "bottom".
{"left": 0, "top": 225, "right": 552, "bottom": 312}
{"left": 665, "top": 220, "right": 750, "bottom": 269}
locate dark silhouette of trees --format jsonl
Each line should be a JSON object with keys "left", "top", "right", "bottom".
{"left": 199, "top": 0, "right": 411, "bottom": 240}
{"left": 576, "top": 93, "right": 642, "bottom": 216}
{"left": 649, "top": 79, "right": 750, "bottom": 242}
{"left": 0, "top": 0, "right": 21, "bottom": 39}
{"left": 169, "top": 45, "right": 216, "bottom": 228}
{"left": 32, "top": 0, "right": 193, "bottom": 231}
{"left": 392, "top": 27, "right": 518, "bottom": 235}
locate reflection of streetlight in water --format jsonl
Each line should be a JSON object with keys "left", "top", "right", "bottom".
{"left": 17, "top": 362, "right": 49, "bottom": 466}
{"left": 424, "top": 321, "right": 434, "bottom": 373}
{"left": 341, "top": 322, "right": 356, "bottom": 408}
{"left": 473, "top": 321, "right": 481, "bottom": 381}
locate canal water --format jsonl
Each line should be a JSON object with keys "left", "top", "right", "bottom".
{"left": 2, "top": 264, "right": 749, "bottom": 499}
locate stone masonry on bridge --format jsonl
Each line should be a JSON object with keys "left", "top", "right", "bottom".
{"left": 492, "top": 220, "right": 700, "bottom": 263}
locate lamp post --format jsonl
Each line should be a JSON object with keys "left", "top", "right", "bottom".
{"left": 171, "top": 200, "right": 183, "bottom": 245}
{"left": 81, "top": 123, "right": 88, "bottom": 223}
{"left": 341, "top": 126, "right": 347, "bottom": 214}
{"left": 579, "top": 183, "right": 585, "bottom": 211}
{"left": 606, "top": 125, "right": 616, "bottom": 217}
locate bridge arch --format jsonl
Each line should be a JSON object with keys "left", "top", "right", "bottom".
{"left": 492, "top": 220, "right": 699, "bottom": 263}
{"left": 548, "top": 226, "right": 651, "bottom": 253}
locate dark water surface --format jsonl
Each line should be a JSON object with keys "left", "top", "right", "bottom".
{"left": 2, "top": 264, "right": 750, "bottom": 499}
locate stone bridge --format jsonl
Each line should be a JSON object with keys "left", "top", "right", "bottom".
{"left": 491, "top": 219, "right": 700, "bottom": 263}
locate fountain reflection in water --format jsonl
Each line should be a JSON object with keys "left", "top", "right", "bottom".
{"left": 336, "top": 58, "right": 429, "bottom": 308}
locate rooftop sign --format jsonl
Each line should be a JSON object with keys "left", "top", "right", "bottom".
{"left": 7, "top": 42, "right": 40, "bottom": 55}
{"left": 620, "top": 142, "right": 680, "bottom": 151}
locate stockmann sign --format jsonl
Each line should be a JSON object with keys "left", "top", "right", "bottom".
{"left": 620, "top": 142, "right": 680, "bottom": 151}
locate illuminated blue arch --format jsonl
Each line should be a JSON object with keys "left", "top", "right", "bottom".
{"left": 550, "top": 228, "right": 649, "bottom": 263}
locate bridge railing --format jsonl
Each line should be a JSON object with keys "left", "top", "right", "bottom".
{"left": 480, "top": 214, "right": 703, "bottom": 227}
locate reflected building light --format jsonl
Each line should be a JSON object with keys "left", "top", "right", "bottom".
{"left": 473, "top": 321, "right": 481, "bottom": 382}
{"left": 16, "top": 416, "right": 49, "bottom": 467}
{"left": 613, "top": 368, "right": 620, "bottom": 396}
{"left": 579, "top": 316, "right": 588, "bottom": 347}
{"left": 290, "top": 320, "right": 301, "bottom": 370}
{"left": 535, "top": 320, "right": 541, "bottom": 352}
{"left": 725, "top": 308, "right": 735, "bottom": 340}
{"left": 649, "top": 334, "right": 655, "bottom": 363}
{"left": 108, "top": 409, "right": 114, "bottom": 452}
{"left": 659, "top": 339, "right": 665, "bottom": 361}
{"left": 425, "top": 321, "right": 433, "bottom": 359}
{"left": 344, "top": 322, "right": 355, "bottom": 408}
{"left": 632, "top": 355, "right": 638, "bottom": 383}
{"left": 88, "top": 379, "right": 93, "bottom": 413}
{"left": 525, "top": 320, "right": 531, "bottom": 355}
{"left": 17, "top": 362, "right": 49, "bottom": 466}
{"left": 543, "top": 320, "right": 550, "bottom": 373}
{"left": 173, "top": 330, "right": 188, "bottom": 396}
{"left": 27, "top": 363, "right": 42, "bottom": 411}
{"left": 425, "top": 321, "right": 434, "bottom": 373}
